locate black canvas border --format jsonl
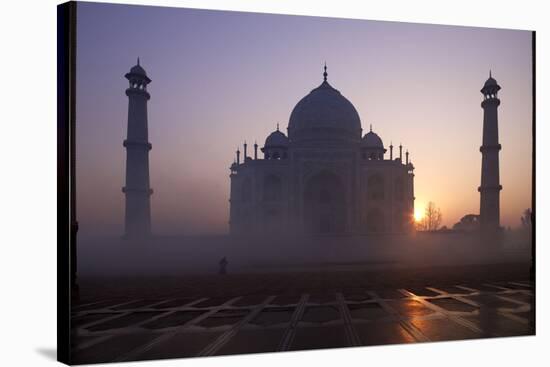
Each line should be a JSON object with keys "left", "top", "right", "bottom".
{"left": 57, "top": 1, "right": 77, "bottom": 365}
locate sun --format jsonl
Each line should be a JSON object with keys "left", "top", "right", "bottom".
{"left": 414, "top": 207, "right": 424, "bottom": 222}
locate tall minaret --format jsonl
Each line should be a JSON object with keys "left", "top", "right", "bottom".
{"left": 478, "top": 71, "right": 502, "bottom": 234}
{"left": 123, "top": 58, "right": 153, "bottom": 237}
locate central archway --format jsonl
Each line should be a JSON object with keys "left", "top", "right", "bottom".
{"left": 303, "top": 171, "right": 346, "bottom": 234}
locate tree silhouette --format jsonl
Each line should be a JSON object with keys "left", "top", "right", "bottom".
{"left": 417, "top": 201, "right": 443, "bottom": 231}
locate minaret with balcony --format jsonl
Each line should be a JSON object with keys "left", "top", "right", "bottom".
{"left": 123, "top": 58, "right": 153, "bottom": 237}
{"left": 478, "top": 71, "right": 502, "bottom": 235}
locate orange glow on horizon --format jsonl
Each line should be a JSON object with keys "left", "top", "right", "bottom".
{"left": 414, "top": 205, "right": 425, "bottom": 223}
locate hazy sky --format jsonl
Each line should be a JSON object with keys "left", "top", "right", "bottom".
{"left": 76, "top": 2, "right": 532, "bottom": 236}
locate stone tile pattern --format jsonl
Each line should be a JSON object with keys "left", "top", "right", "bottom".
{"left": 71, "top": 280, "right": 534, "bottom": 364}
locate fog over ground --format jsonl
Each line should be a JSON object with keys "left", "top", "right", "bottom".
{"left": 78, "top": 231, "right": 531, "bottom": 276}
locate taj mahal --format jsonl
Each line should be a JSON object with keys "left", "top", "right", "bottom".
{"left": 121, "top": 61, "right": 502, "bottom": 240}
{"left": 228, "top": 66, "right": 415, "bottom": 235}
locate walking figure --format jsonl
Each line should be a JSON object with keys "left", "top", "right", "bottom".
{"left": 219, "top": 256, "right": 228, "bottom": 275}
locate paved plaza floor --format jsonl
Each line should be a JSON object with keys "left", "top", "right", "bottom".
{"left": 71, "top": 263, "right": 535, "bottom": 364}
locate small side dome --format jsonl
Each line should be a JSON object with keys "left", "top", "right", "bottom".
{"left": 361, "top": 127, "right": 386, "bottom": 161}
{"left": 262, "top": 125, "right": 289, "bottom": 160}
{"left": 362, "top": 131, "right": 384, "bottom": 149}
{"left": 264, "top": 129, "right": 289, "bottom": 148}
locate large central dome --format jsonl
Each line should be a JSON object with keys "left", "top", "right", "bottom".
{"left": 288, "top": 70, "right": 362, "bottom": 143}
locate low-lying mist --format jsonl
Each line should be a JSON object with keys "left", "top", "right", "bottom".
{"left": 77, "top": 229, "right": 532, "bottom": 277}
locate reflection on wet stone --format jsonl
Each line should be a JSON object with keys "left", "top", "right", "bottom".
{"left": 389, "top": 299, "right": 434, "bottom": 317}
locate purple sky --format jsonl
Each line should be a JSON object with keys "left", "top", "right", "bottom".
{"left": 76, "top": 2, "right": 532, "bottom": 235}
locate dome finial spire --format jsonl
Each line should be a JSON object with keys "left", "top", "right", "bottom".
{"left": 323, "top": 62, "right": 327, "bottom": 82}
{"left": 276, "top": 122, "right": 280, "bottom": 131}
{"left": 137, "top": 57, "right": 140, "bottom": 66}
{"left": 489, "top": 69, "right": 492, "bottom": 78}
{"left": 370, "top": 124, "right": 372, "bottom": 132}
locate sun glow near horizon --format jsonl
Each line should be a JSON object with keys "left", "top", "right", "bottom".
{"left": 414, "top": 204, "right": 425, "bottom": 223}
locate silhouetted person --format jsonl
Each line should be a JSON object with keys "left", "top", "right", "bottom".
{"left": 219, "top": 256, "right": 228, "bottom": 275}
